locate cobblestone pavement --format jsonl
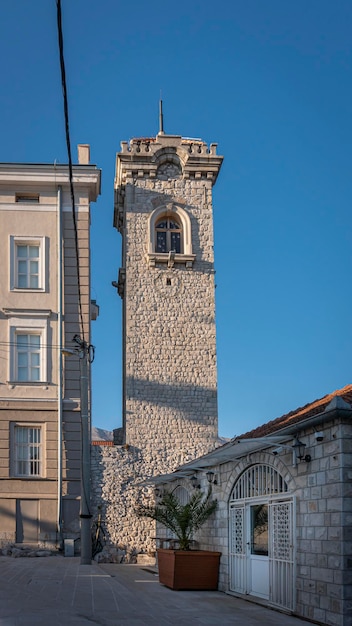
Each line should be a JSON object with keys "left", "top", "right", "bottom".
{"left": 0, "top": 556, "right": 315, "bottom": 625}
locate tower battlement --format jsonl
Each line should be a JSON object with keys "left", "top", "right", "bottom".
{"left": 116, "top": 133, "right": 222, "bottom": 185}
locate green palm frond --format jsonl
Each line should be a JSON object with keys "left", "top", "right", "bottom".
{"left": 137, "top": 487, "right": 217, "bottom": 550}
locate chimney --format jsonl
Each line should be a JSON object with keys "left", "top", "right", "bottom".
{"left": 77, "top": 144, "right": 90, "bottom": 164}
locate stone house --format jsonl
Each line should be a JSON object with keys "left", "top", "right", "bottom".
{"left": 151, "top": 384, "right": 352, "bottom": 626}
{"left": 0, "top": 147, "right": 101, "bottom": 548}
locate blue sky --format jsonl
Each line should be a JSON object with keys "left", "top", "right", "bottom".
{"left": 1, "top": 1, "right": 351, "bottom": 438}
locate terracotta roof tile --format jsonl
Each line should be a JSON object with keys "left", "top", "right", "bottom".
{"left": 240, "top": 384, "right": 352, "bottom": 439}
{"left": 91, "top": 440, "right": 114, "bottom": 446}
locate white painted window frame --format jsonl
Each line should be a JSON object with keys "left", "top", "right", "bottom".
{"left": 9, "top": 235, "right": 46, "bottom": 292}
{"left": 10, "top": 422, "right": 46, "bottom": 478}
{"left": 8, "top": 317, "right": 48, "bottom": 384}
{"left": 146, "top": 205, "right": 195, "bottom": 268}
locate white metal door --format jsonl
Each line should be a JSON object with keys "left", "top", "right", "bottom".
{"left": 269, "top": 499, "right": 295, "bottom": 610}
{"left": 230, "top": 498, "right": 294, "bottom": 610}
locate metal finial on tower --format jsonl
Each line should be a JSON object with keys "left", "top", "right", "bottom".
{"left": 159, "top": 99, "right": 164, "bottom": 135}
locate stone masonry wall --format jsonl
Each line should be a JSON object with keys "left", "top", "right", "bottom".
{"left": 124, "top": 175, "right": 218, "bottom": 459}
{"left": 294, "top": 419, "right": 349, "bottom": 626}
{"left": 91, "top": 443, "right": 159, "bottom": 560}
{"left": 154, "top": 417, "right": 352, "bottom": 626}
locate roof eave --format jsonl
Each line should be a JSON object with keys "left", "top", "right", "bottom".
{"left": 146, "top": 403, "right": 352, "bottom": 485}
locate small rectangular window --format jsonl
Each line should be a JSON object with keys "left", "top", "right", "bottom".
{"left": 9, "top": 320, "right": 48, "bottom": 385}
{"left": 13, "top": 426, "right": 42, "bottom": 477}
{"left": 15, "top": 333, "right": 42, "bottom": 382}
{"left": 10, "top": 236, "right": 46, "bottom": 291}
{"left": 15, "top": 194, "right": 40, "bottom": 204}
{"left": 16, "top": 244, "right": 40, "bottom": 288}
{"left": 251, "top": 504, "right": 269, "bottom": 556}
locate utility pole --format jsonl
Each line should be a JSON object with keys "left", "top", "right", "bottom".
{"left": 63, "top": 335, "right": 93, "bottom": 564}
{"left": 78, "top": 340, "right": 92, "bottom": 565}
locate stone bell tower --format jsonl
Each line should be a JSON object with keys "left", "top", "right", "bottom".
{"left": 113, "top": 120, "right": 223, "bottom": 474}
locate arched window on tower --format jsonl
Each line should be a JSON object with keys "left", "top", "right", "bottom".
{"left": 147, "top": 205, "right": 195, "bottom": 268}
{"left": 155, "top": 216, "right": 182, "bottom": 254}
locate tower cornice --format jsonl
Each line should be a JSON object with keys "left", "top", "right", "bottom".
{"left": 114, "top": 133, "right": 223, "bottom": 187}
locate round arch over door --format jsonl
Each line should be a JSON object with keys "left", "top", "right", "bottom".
{"left": 172, "top": 485, "right": 191, "bottom": 505}
{"left": 229, "top": 464, "right": 295, "bottom": 611}
{"left": 163, "top": 485, "right": 192, "bottom": 544}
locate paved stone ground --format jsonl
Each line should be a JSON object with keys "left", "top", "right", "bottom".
{"left": 0, "top": 555, "right": 316, "bottom": 625}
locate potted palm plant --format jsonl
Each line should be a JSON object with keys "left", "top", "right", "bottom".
{"left": 137, "top": 487, "right": 221, "bottom": 590}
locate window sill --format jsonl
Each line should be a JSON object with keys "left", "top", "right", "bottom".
{"left": 7, "top": 381, "right": 50, "bottom": 389}
{"left": 10, "top": 476, "right": 46, "bottom": 480}
{"left": 147, "top": 252, "right": 195, "bottom": 268}
{"left": 10, "top": 288, "right": 45, "bottom": 293}
{"left": 2, "top": 308, "right": 51, "bottom": 318}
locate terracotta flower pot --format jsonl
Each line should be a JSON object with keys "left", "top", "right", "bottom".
{"left": 157, "top": 548, "right": 221, "bottom": 590}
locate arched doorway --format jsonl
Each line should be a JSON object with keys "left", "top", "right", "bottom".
{"left": 172, "top": 485, "right": 191, "bottom": 505}
{"left": 229, "top": 464, "right": 295, "bottom": 611}
{"left": 163, "top": 485, "right": 191, "bottom": 545}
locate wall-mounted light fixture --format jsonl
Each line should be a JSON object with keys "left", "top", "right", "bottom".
{"left": 271, "top": 437, "right": 311, "bottom": 466}
{"left": 190, "top": 475, "right": 200, "bottom": 489}
{"left": 205, "top": 470, "right": 217, "bottom": 485}
{"left": 292, "top": 437, "right": 311, "bottom": 463}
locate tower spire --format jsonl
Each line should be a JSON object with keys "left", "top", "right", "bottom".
{"left": 159, "top": 99, "right": 164, "bottom": 135}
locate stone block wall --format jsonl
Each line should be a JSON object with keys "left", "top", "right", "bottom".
{"left": 90, "top": 438, "right": 226, "bottom": 559}
{"left": 150, "top": 416, "right": 352, "bottom": 626}
{"left": 91, "top": 443, "right": 158, "bottom": 559}
{"left": 123, "top": 174, "right": 219, "bottom": 458}
{"left": 294, "top": 420, "right": 349, "bottom": 625}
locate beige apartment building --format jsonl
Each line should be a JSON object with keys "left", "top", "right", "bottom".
{"left": 0, "top": 146, "right": 101, "bottom": 548}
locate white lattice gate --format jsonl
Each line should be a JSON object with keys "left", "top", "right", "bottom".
{"left": 269, "top": 499, "right": 295, "bottom": 610}
{"left": 229, "top": 505, "right": 246, "bottom": 594}
{"left": 229, "top": 465, "right": 295, "bottom": 612}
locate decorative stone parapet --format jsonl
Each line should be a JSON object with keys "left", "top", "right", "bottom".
{"left": 114, "top": 132, "right": 223, "bottom": 187}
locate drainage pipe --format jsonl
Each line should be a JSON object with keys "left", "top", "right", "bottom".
{"left": 57, "top": 184, "right": 63, "bottom": 548}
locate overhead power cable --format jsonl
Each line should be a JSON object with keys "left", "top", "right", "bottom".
{"left": 56, "top": 0, "right": 85, "bottom": 343}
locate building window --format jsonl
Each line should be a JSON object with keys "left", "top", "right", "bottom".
{"left": 15, "top": 333, "right": 41, "bottom": 382}
{"left": 15, "top": 194, "right": 40, "bottom": 204}
{"left": 155, "top": 217, "right": 182, "bottom": 254}
{"left": 13, "top": 425, "right": 42, "bottom": 477}
{"left": 7, "top": 317, "right": 49, "bottom": 385}
{"left": 10, "top": 236, "right": 46, "bottom": 291}
{"left": 230, "top": 465, "right": 288, "bottom": 500}
{"left": 147, "top": 205, "right": 195, "bottom": 268}
{"left": 16, "top": 244, "right": 40, "bottom": 288}
{"left": 172, "top": 485, "right": 191, "bottom": 504}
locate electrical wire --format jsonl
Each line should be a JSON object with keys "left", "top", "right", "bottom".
{"left": 56, "top": 0, "right": 85, "bottom": 343}
{"left": 0, "top": 341, "right": 84, "bottom": 350}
